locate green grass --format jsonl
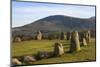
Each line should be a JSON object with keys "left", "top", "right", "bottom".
{"left": 12, "top": 39, "right": 96, "bottom": 65}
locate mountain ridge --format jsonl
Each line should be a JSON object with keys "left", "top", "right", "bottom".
{"left": 13, "top": 15, "right": 95, "bottom": 32}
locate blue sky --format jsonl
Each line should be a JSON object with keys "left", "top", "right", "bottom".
{"left": 12, "top": 1, "right": 95, "bottom": 27}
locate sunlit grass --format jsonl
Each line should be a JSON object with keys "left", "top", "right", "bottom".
{"left": 12, "top": 39, "right": 96, "bottom": 65}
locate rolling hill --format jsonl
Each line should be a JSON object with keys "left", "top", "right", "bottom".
{"left": 12, "top": 15, "right": 96, "bottom": 36}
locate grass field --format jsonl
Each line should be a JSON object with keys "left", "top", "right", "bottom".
{"left": 12, "top": 39, "right": 96, "bottom": 65}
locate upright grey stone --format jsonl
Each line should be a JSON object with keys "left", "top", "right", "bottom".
{"left": 82, "top": 38, "right": 87, "bottom": 46}
{"left": 81, "top": 32, "right": 87, "bottom": 46}
{"left": 14, "top": 37, "right": 21, "bottom": 42}
{"left": 85, "top": 30, "right": 91, "bottom": 44}
{"left": 70, "top": 31, "right": 81, "bottom": 52}
{"left": 53, "top": 42, "right": 64, "bottom": 56}
{"left": 37, "top": 31, "right": 42, "bottom": 40}
{"left": 60, "top": 32, "right": 66, "bottom": 40}
{"left": 67, "top": 32, "right": 71, "bottom": 40}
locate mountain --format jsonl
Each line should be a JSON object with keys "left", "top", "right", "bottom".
{"left": 12, "top": 15, "right": 96, "bottom": 36}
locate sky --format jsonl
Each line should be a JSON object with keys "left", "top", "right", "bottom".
{"left": 12, "top": 1, "right": 95, "bottom": 27}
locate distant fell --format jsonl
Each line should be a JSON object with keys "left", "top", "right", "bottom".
{"left": 12, "top": 15, "right": 96, "bottom": 36}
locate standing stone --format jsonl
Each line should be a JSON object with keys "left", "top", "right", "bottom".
{"left": 67, "top": 32, "right": 71, "bottom": 40}
{"left": 14, "top": 37, "right": 21, "bottom": 42}
{"left": 60, "top": 32, "right": 66, "bottom": 40}
{"left": 12, "top": 58, "right": 22, "bottom": 65}
{"left": 37, "top": 31, "right": 42, "bottom": 40}
{"left": 53, "top": 42, "right": 64, "bottom": 56}
{"left": 82, "top": 38, "right": 87, "bottom": 46}
{"left": 81, "top": 32, "right": 87, "bottom": 46}
{"left": 70, "top": 31, "right": 81, "bottom": 52}
{"left": 85, "top": 30, "right": 91, "bottom": 44}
